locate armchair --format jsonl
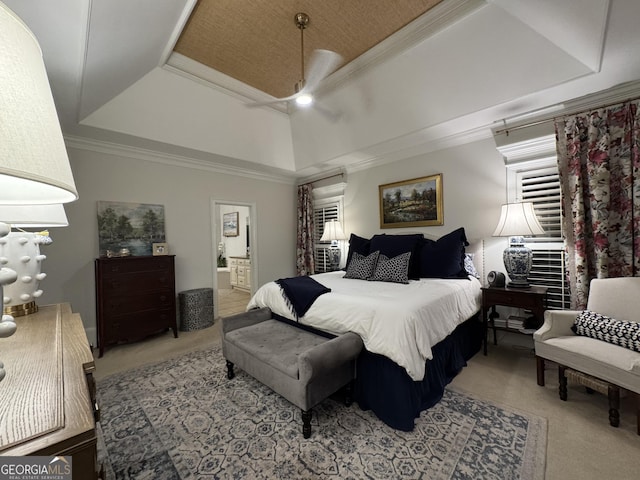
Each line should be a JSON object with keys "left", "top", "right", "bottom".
{"left": 534, "top": 277, "right": 640, "bottom": 434}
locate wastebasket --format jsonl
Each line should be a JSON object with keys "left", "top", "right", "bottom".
{"left": 178, "top": 288, "right": 214, "bottom": 331}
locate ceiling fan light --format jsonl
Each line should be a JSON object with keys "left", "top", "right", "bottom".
{"left": 295, "top": 93, "right": 313, "bottom": 106}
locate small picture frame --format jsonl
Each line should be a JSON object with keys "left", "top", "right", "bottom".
{"left": 223, "top": 212, "right": 239, "bottom": 237}
{"left": 152, "top": 242, "right": 169, "bottom": 256}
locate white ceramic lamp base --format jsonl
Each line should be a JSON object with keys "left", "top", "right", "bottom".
{"left": 0, "top": 232, "right": 48, "bottom": 317}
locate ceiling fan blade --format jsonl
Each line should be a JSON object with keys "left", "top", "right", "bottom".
{"left": 302, "top": 49, "right": 342, "bottom": 94}
{"left": 245, "top": 92, "right": 301, "bottom": 108}
{"left": 245, "top": 49, "right": 341, "bottom": 108}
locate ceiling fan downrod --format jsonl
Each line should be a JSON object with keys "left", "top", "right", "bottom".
{"left": 294, "top": 12, "right": 309, "bottom": 93}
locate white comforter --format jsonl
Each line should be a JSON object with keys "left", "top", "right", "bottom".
{"left": 247, "top": 271, "right": 482, "bottom": 381}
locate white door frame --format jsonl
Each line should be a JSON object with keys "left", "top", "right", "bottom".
{"left": 210, "top": 198, "right": 258, "bottom": 319}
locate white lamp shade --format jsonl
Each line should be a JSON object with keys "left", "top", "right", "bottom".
{"left": 0, "top": 3, "right": 78, "bottom": 204}
{"left": 0, "top": 204, "right": 68, "bottom": 227}
{"left": 493, "top": 202, "right": 545, "bottom": 237}
{"left": 320, "top": 220, "right": 347, "bottom": 242}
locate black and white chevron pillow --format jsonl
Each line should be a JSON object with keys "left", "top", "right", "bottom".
{"left": 572, "top": 310, "right": 640, "bottom": 353}
{"left": 369, "top": 251, "right": 411, "bottom": 284}
{"left": 344, "top": 250, "right": 380, "bottom": 280}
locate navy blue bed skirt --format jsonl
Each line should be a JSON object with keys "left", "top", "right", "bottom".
{"left": 354, "top": 313, "right": 483, "bottom": 431}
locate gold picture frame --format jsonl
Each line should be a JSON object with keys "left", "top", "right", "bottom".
{"left": 379, "top": 174, "right": 443, "bottom": 228}
{"left": 152, "top": 242, "right": 169, "bottom": 256}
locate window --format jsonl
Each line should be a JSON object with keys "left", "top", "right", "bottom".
{"left": 312, "top": 182, "right": 346, "bottom": 273}
{"left": 516, "top": 164, "right": 569, "bottom": 309}
{"left": 313, "top": 201, "right": 340, "bottom": 273}
{"left": 501, "top": 134, "right": 570, "bottom": 310}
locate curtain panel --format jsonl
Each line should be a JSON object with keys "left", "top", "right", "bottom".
{"left": 555, "top": 100, "right": 640, "bottom": 309}
{"left": 296, "top": 184, "right": 315, "bottom": 276}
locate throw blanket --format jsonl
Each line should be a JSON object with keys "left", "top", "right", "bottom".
{"left": 275, "top": 275, "right": 331, "bottom": 319}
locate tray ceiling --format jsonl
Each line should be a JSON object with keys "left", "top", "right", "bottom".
{"left": 174, "top": 0, "right": 444, "bottom": 99}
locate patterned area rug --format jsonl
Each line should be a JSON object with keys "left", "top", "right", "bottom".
{"left": 97, "top": 345, "right": 546, "bottom": 479}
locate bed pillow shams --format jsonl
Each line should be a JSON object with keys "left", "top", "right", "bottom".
{"left": 419, "top": 227, "right": 469, "bottom": 278}
{"left": 345, "top": 233, "right": 371, "bottom": 270}
{"left": 464, "top": 253, "right": 480, "bottom": 278}
{"left": 369, "top": 251, "right": 411, "bottom": 284}
{"left": 369, "top": 234, "right": 423, "bottom": 279}
{"left": 344, "top": 250, "right": 380, "bottom": 280}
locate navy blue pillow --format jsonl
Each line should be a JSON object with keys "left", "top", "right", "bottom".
{"left": 369, "top": 234, "right": 423, "bottom": 279}
{"left": 419, "top": 227, "right": 469, "bottom": 278}
{"left": 345, "top": 234, "right": 371, "bottom": 270}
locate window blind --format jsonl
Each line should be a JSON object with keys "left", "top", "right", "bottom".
{"left": 313, "top": 202, "right": 339, "bottom": 273}
{"left": 517, "top": 165, "right": 570, "bottom": 309}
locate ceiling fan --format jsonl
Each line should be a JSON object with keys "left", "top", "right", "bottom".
{"left": 246, "top": 12, "right": 342, "bottom": 110}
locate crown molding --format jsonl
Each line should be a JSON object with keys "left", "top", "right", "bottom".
{"left": 345, "top": 124, "right": 493, "bottom": 174}
{"left": 64, "top": 135, "right": 296, "bottom": 185}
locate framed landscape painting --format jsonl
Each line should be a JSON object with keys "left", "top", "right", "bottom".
{"left": 379, "top": 174, "right": 443, "bottom": 228}
{"left": 97, "top": 201, "right": 166, "bottom": 256}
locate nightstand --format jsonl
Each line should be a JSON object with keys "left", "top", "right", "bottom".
{"left": 481, "top": 285, "right": 548, "bottom": 355}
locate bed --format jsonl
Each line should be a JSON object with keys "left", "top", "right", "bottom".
{"left": 246, "top": 228, "right": 484, "bottom": 431}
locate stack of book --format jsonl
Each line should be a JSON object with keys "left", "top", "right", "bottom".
{"left": 493, "top": 317, "right": 507, "bottom": 328}
{"left": 507, "top": 315, "right": 527, "bottom": 330}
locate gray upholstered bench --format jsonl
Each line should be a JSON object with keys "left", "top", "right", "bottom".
{"left": 221, "top": 307, "right": 363, "bottom": 438}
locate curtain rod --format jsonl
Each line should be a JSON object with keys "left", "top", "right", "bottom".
{"left": 494, "top": 95, "right": 640, "bottom": 137}
{"left": 298, "top": 172, "right": 344, "bottom": 187}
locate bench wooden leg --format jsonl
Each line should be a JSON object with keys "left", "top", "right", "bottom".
{"left": 559, "top": 365, "right": 567, "bottom": 401}
{"left": 226, "top": 360, "right": 235, "bottom": 380}
{"left": 636, "top": 392, "right": 640, "bottom": 435}
{"left": 344, "top": 381, "right": 354, "bottom": 407}
{"left": 536, "top": 356, "right": 545, "bottom": 386}
{"left": 608, "top": 384, "right": 620, "bottom": 428}
{"left": 302, "top": 409, "right": 312, "bottom": 439}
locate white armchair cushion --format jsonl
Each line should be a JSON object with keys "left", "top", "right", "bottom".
{"left": 573, "top": 310, "right": 640, "bottom": 353}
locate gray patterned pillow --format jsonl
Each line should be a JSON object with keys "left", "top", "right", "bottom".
{"left": 369, "top": 252, "right": 411, "bottom": 284}
{"left": 344, "top": 250, "right": 380, "bottom": 280}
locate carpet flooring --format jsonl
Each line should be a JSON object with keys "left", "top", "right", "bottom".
{"left": 97, "top": 344, "right": 546, "bottom": 479}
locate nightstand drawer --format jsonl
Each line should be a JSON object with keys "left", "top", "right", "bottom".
{"left": 484, "top": 290, "right": 541, "bottom": 309}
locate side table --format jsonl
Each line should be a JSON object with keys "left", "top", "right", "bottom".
{"left": 481, "top": 285, "right": 548, "bottom": 355}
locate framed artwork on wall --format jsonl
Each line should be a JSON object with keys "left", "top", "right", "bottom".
{"left": 379, "top": 174, "right": 444, "bottom": 228}
{"left": 223, "top": 212, "right": 239, "bottom": 236}
{"left": 97, "top": 201, "right": 166, "bottom": 256}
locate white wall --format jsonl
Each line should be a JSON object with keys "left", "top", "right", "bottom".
{"left": 342, "top": 137, "right": 509, "bottom": 279}
{"left": 39, "top": 146, "right": 297, "bottom": 345}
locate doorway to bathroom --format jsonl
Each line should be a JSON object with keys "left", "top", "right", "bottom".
{"left": 211, "top": 200, "right": 256, "bottom": 319}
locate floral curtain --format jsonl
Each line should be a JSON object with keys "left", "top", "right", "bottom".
{"left": 555, "top": 100, "right": 640, "bottom": 309}
{"left": 296, "top": 184, "right": 315, "bottom": 275}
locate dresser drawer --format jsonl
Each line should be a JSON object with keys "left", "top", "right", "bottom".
{"left": 101, "top": 271, "right": 174, "bottom": 293}
{"left": 103, "top": 308, "right": 175, "bottom": 344}
{"left": 99, "top": 256, "right": 174, "bottom": 275}
{"left": 101, "top": 290, "right": 174, "bottom": 316}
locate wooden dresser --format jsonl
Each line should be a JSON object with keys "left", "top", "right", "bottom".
{"left": 95, "top": 255, "right": 177, "bottom": 357}
{"left": 0, "top": 303, "right": 99, "bottom": 479}
{"left": 229, "top": 256, "right": 251, "bottom": 291}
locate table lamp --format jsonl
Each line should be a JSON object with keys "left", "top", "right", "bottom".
{"left": 0, "top": 2, "right": 79, "bottom": 382}
{"left": 492, "top": 202, "right": 544, "bottom": 288}
{"left": 320, "top": 220, "right": 346, "bottom": 271}
{"left": 0, "top": 204, "right": 69, "bottom": 317}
